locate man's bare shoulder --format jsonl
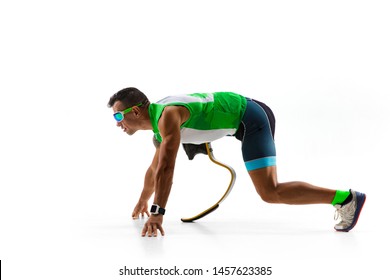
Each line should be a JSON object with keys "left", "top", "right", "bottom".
{"left": 160, "top": 105, "right": 190, "bottom": 125}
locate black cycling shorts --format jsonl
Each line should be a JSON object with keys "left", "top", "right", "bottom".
{"left": 235, "top": 98, "right": 276, "bottom": 171}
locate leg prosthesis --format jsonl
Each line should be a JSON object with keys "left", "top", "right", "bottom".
{"left": 181, "top": 142, "right": 236, "bottom": 222}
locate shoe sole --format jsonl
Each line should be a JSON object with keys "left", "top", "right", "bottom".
{"left": 335, "top": 192, "right": 366, "bottom": 232}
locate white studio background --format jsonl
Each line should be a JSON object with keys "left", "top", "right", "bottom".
{"left": 1, "top": 0, "right": 389, "bottom": 279}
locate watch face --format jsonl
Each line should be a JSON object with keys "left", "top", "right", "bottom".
{"left": 150, "top": 205, "right": 157, "bottom": 213}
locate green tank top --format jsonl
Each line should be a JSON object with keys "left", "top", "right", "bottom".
{"left": 148, "top": 92, "right": 247, "bottom": 144}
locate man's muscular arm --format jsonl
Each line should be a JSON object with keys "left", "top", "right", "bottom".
{"left": 141, "top": 106, "right": 188, "bottom": 237}
{"left": 153, "top": 107, "right": 182, "bottom": 208}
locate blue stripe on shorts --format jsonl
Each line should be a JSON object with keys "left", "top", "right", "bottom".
{"left": 245, "top": 156, "right": 276, "bottom": 171}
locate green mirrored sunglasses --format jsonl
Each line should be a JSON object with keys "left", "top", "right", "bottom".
{"left": 113, "top": 102, "right": 143, "bottom": 122}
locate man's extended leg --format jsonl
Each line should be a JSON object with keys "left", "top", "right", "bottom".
{"left": 248, "top": 165, "right": 366, "bottom": 231}
{"left": 239, "top": 97, "right": 365, "bottom": 231}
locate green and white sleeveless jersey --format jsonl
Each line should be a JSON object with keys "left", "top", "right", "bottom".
{"left": 148, "top": 92, "right": 247, "bottom": 144}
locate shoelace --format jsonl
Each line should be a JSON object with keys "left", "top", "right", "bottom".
{"left": 334, "top": 200, "right": 356, "bottom": 224}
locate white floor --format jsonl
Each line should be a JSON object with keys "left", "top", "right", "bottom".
{"left": 1, "top": 146, "right": 386, "bottom": 280}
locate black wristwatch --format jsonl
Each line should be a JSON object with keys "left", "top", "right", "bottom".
{"left": 150, "top": 204, "right": 165, "bottom": 215}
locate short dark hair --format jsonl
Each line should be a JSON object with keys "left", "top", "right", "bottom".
{"left": 107, "top": 87, "right": 149, "bottom": 108}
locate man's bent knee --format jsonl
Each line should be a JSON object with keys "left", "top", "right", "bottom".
{"left": 248, "top": 166, "right": 279, "bottom": 203}
{"left": 256, "top": 188, "right": 281, "bottom": 204}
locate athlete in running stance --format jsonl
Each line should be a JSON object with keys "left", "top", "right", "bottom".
{"left": 108, "top": 87, "right": 366, "bottom": 237}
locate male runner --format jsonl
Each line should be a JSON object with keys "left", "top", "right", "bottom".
{"left": 108, "top": 87, "right": 366, "bottom": 237}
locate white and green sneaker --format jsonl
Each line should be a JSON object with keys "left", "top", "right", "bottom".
{"left": 334, "top": 189, "right": 366, "bottom": 232}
